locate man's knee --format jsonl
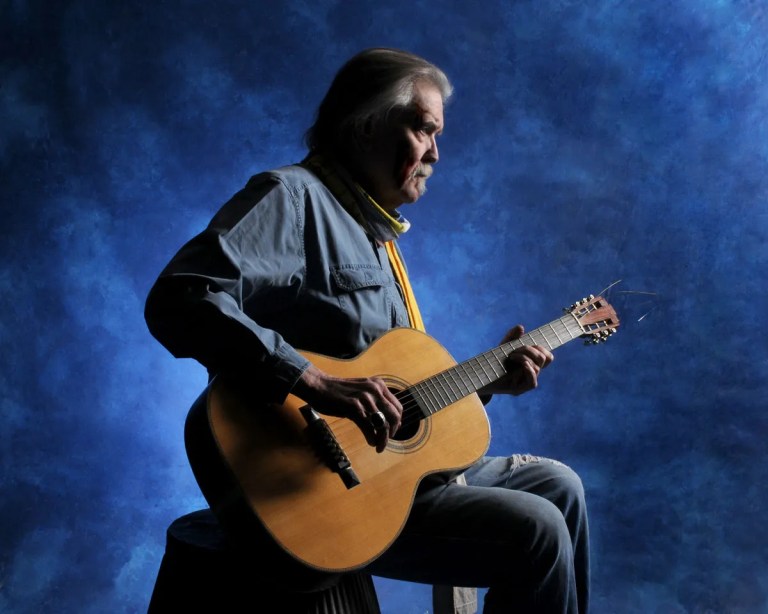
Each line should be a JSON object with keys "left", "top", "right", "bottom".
{"left": 508, "top": 454, "right": 586, "bottom": 513}
{"left": 527, "top": 496, "right": 574, "bottom": 555}
{"left": 548, "top": 461, "right": 586, "bottom": 505}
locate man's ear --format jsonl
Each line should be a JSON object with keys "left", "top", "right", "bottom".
{"left": 362, "top": 116, "right": 375, "bottom": 136}
{"left": 356, "top": 117, "right": 376, "bottom": 150}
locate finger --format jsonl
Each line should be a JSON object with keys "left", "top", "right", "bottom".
{"left": 380, "top": 389, "right": 403, "bottom": 435}
{"left": 525, "top": 359, "right": 540, "bottom": 385}
{"left": 501, "top": 324, "right": 525, "bottom": 343}
{"left": 354, "top": 404, "right": 380, "bottom": 449}
{"left": 506, "top": 352, "right": 540, "bottom": 389}
{"left": 363, "top": 383, "right": 392, "bottom": 452}
{"left": 368, "top": 378, "right": 402, "bottom": 436}
{"left": 348, "top": 389, "right": 383, "bottom": 446}
{"left": 514, "top": 359, "right": 539, "bottom": 395}
{"left": 372, "top": 412, "right": 389, "bottom": 452}
{"left": 356, "top": 409, "right": 388, "bottom": 451}
{"left": 514, "top": 345, "right": 553, "bottom": 369}
{"left": 506, "top": 349, "right": 540, "bottom": 371}
{"left": 530, "top": 345, "right": 554, "bottom": 367}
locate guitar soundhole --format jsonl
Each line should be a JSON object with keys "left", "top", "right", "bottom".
{"left": 392, "top": 416, "right": 421, "bottom": 441}
{"left": 388, "top": 386, "right": 424, "bottom": 442}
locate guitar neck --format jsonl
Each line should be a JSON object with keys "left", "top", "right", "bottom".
{"left": 408, "top": 312, "right": 584, "bottom": 417}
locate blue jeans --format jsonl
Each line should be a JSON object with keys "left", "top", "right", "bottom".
{"left": 367, "top": 455, "right": 590, "bottom": 613}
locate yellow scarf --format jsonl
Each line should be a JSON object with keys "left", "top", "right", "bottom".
{"left": 384, "top": 240, "right": 425, "bottom": 332}
{"left": 302, "top": 155, "right": 425, "bottom": 332}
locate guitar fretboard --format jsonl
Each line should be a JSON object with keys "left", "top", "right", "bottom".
{"left": 407, "top": 313, "right": 584, "bottom": 417}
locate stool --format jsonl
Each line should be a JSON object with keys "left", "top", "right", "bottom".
{"left": 148, "top": 509, "right": 381, "bottom": 613}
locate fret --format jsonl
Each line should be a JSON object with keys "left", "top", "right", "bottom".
{"left": 410, "top": 385, "right": 427, "bottom": 415}
{"left": 533, "top": 328, "right": 554, "bottom": 350}
{"left": 548, "top": 322, "right": 564, "bottom": 347}
{"left": 446, "top": 367, "right": 472, "bottom": 398}
{"left": 490, "top": 348, "right": 506, "bottom": 370}
{"left": 480, "top": 351, "right": 505, "bottom": 380}
{"left": 479, "top": 355, "right": 500, "bottom": 384}
{"left": 426, "top": 375, "right": 450, "bottom": 409}
{"left": 405, "top": 388, "right": 430, "bottom": 418}
{"left": 415, "top": 382, "right": 440, "bottom": 415}
{"left": 435, "top": 372, "right": 458, "bottom": 405}
{"left": 435, "top": 372, "right": 456, "bottom": 405}
{"left": 563, "top": 314, "right": 582, "bottom": 338}
{"left": 464, "top": 359, "right": 484, "bottom": 388}
{"left": 555, "top": 317, "right": 573, "bottom": 339}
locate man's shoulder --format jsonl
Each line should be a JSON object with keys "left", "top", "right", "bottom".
{"left": 212, "top": 163, "right": 334, "bottom": 237}
{"left": 248, "top": 163, "right": 324, "bottom": 195}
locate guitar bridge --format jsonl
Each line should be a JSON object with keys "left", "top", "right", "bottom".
{"left": 300, "top": 406, "right": 361, "bottom": 489}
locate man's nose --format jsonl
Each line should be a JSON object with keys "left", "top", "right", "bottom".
{"left": 424, "top": 135, "right": 439, "bottom": 163}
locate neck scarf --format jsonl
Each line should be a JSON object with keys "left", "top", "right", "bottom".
{"left": 302, "top": 154, "right": 424, "bottom": 332}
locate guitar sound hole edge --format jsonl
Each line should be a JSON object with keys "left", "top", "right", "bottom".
{"left": 385, "top": 381, "right": 429, "bottom": 447}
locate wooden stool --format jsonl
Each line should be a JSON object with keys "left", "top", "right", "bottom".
{"left": 148, "top": 509, "right": 381, "bottom": 613}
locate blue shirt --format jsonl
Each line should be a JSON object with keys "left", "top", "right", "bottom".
{"left": 145, "top": 164, "right": 410, "bottom": 403}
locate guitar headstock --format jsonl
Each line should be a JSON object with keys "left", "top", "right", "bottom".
{"left": 566, "top": 295, "right": 620, "bottom": 344}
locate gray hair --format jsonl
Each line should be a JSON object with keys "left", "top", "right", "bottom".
{"left": 305, "top": 48, "right": 452, "bottom": 155}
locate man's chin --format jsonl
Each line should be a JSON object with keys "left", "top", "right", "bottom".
{"left": 399, "top": 192, "right": 424, "bottom": 206}
{"left": 404, "top": 180, "right": 428, "bottom": 202}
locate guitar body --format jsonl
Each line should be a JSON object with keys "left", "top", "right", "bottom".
{"left": 185, "top": 327, "right": 491, "bottom": 572}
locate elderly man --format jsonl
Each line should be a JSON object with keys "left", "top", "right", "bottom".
{"left": 145, "top": 48, "right": 589, "bottom": 613}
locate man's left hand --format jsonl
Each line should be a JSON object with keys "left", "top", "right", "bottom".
{"left": 478, "top": 324, "right": 554, "bottom": 397}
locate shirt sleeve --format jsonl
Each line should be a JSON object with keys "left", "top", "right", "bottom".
{"left": 144, "top": 173, "right": 311, "bottom": 404}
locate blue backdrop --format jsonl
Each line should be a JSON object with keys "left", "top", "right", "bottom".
{"left": 2, "top": 1, "right": 766, "bottom": 612}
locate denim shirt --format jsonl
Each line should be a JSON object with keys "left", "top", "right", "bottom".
{"left": 145, "top": 164, "right": 410, "bottom": 403}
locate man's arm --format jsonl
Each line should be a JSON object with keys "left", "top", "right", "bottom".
{"left": 145, "top": 178, "right": 310, "bottom": 404}
{"left": 145, "top": 177, "right": 404, "bottom": 448}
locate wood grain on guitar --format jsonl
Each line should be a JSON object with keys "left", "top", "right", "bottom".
{"left": 185, "top": 295, "right": 619, "bottom": 571}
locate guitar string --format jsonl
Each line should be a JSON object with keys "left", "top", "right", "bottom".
{"left": 382, "top": 310, "right": 603, "bottom": 431}
{"left": 331, "top": 301, "right": 611, "bottom": 431}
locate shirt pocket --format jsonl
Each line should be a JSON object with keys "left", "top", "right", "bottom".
{"left": 330, "top": 265, "right": 395, "bottom": 344}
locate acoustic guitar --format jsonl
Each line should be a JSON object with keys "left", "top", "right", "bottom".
{"left": 184, "top": 295, "right": 619, "bottom": 572}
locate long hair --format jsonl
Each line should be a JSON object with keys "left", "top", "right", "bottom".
{"left": 305, "top": 48, "right": 452, "bottom": 156}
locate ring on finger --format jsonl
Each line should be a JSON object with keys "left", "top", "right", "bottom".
{"left": 369, "top": 410, "right": 387, "bottom": 430}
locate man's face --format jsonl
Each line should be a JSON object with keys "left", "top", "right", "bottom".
{"left": 357, "top": 80, "right": 444, "bottom": 211}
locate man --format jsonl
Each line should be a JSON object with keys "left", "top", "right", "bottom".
{"left": 145, "top": 48, "right": 589, "bottom": 613}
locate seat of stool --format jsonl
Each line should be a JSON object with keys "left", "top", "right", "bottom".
{"left": 148, "top": 509, "right": 380, "bottom": 614}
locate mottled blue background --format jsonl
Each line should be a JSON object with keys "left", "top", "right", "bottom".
{"left": 2, "top": 1, "right": 766, "bottom": 612}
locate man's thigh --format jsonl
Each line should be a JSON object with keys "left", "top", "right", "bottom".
{"left": 365, "top": 459, "right": 570, "bottom": 587}
{"left": 464, "top": 454, "right": 584, "bottom": 503}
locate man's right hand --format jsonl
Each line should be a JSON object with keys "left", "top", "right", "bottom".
{"left": 291, "top": 365, "right": 403, "bottom": 453}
